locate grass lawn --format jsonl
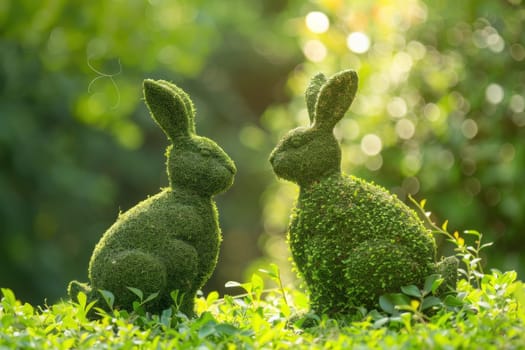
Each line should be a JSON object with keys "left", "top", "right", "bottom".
{"left": 2, "top": 207, "right": 525, "bottom": 349}
{"left": 1, "top": 265, "right": 525, "bottom": 349}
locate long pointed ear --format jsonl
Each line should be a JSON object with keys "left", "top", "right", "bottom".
{"left": 143, "top": 79, "right": 196, "bottom": 140}
{"left": 305, "top": 72, "right": 327, "bottom": 124}
{"left": 156, "top": 80, "right": 196, "bottom": 134}
{"left": 313, "top": 70, "right": 358, "bottom": 131}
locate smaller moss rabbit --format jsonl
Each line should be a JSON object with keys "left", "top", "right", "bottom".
{"left": 269, "top": 70, "right": 457, "bottom": 316}
{"left": 69, "top": 79, "right": 236, "bottom": 315}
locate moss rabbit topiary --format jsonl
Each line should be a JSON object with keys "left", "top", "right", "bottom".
{"left": 269, "top": 70, "right": 457, "bottom": 316}
{"left": 68, "top": 79, "right": 236, "bottom": 316}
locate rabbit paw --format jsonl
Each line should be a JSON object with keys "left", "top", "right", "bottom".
{"left": 436, "top": 256, "right": 459, "bottom": 295}
{"left": 91, "top": 249, "right": 168, "bottom": 311}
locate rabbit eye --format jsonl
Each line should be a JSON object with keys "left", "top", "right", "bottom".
{"left": 290, "top": 138, "right": 303, "bottom": 148}
{"left": 200, "top": 148, "right": 211, "bottom": 156}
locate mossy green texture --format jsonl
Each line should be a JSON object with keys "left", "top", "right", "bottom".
{"left": 69, "top": 79, "right": 236, "bottom": 316}
{"left": 269, "top": 70, "right": 457, "bottom": 315}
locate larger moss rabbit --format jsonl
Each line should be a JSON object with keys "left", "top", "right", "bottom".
{"left": 269, "top": 70, "right": 457, "bottom": 315}
{"left": 69, "top": 79, "right": 236, "bottom": 316}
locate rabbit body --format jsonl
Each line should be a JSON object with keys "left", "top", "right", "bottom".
{"left": 290, "top": 173, "right": 438, "bottom": 313}
{"left": 69, "top": 79, "right": 235, "bottom": 315}
{"left": 270, "top": 70, "right": 457, "bottom": 315}
{"left": 88, "top": 189, "right": 220, "bottom": 315}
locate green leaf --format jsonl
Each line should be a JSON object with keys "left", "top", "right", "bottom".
{"left": 224, "top": 281, "right": 242, "bottom": 288}
{"left": 215, "top": 323, "right": 240, "bottom": 336}
{"left": 132, "top": 301, "right": 144, "bottom": 314}
{"left": 423, "top": 274, "right": 444, "bottom": 294}
{"left": 258, "top": 263, "right": 280, "bottom": 280}
{"left": 225, "top": 280, "right": 251, "bottom": 294}
{"left": 76, "top": 291, "right": 87, "bottom": 310}
{"left": 373, "top": 317, "right": 390, "bottom": 328}
{"left": 206, "top": 291, "right": 219, "bottom": 305}
{"left": 443, "top": 295, "right": 464, "bottom": 307}
{"left": 379, "top": 293, "right": 410, "bottom": 315}
{"left": 127, "top": 287, "right": 144, "bottom": 301}
{"left": 198, "top": 321, "right": 217, "bottom": 339}
{"left": 441, "top": 219, "right": 448, "bottom": 232}
{"left": 86, "top": 300, "right": 98, "bottom": 314}
{"left": 463, "top": 230, "right": 481, "bottom": 237}
{"left": 480, "top": 242, "right": 494, "bottom": 250}
{"left": 421, "top": 296, "right": 442, "bottom": 310}
{"left": 98, "top": 289, "right": 115, "bottom": 309}
{"left": 160, "top": 308, "right": 172, "bottom": 328}
{"left": 401, "top": 285, "right": 422, "bottom": 298}
{"left": 1, "top": 288, "right": 16, "bottom": 308}
{"left": 251, "top": 273, "right": 264, "bottom": 292}
{"left": 469, "top": 258, "right": 482, "bottom": 267}
{"left": 142, "top": 291, "right": 160, "bottom": 305}
{"left": 379, "top": 295, "right": 396, "bottom": 314}
{"left": 117, "top": 309, "right": 130, "bottom": 319}
{"left": 170, "top": 290, "right": 185, "bottom": 307}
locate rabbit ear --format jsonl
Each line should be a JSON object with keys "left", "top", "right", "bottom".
{"left": 305, "top": 72, "right": 327, "bottom": 124}
{"left": 143, "top": 79, "right": 196, "bottom": 140}
{"left": 312, "top": 70, "right": 358, "bottom": 132}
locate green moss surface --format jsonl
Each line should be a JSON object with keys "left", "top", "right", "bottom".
{"left": 269, "top": 70, "right": 457, "bottom": 315}
{"left": 69, "top": 79, "right": 236, "bottom": 315}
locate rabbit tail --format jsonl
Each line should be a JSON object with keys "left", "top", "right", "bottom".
{"left": 67, "top": 280, "right": 101, "bottom": 317}
{"left": 436, "top": 256, "right": 459, "bottom": 295}
{"left": 68, "top": 280, "right": 93, "bottom": 300}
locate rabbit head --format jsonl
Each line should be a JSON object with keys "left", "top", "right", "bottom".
{"left": 143, "top": 79, "right": 236, "bottom": 196}
{"left": 269, "top": 70, "right": 358, "bottom": 186}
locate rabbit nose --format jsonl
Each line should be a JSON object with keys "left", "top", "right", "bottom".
{"left": 269, "top": 150, "right": 282, "bottom": 166}
{"left": 269, "top": 150, "right": 277, "bottom": 164}
{"left": 221, "top": 158, "right": 236, "bottom": 174}
{"left": 226, "top": 162, "right": 236, "bottom": 174}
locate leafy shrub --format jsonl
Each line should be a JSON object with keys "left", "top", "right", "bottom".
{"left": 2, "top": 207, "right": 525, "bottom": 348}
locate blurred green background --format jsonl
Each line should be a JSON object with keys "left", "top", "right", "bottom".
{"left": 1, "top": 0, "right": 524, "bottom": 305}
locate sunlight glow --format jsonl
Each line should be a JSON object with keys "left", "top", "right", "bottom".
{"left": 485, "top": 83, "right": 504, "bottom": 104}
{"left": 360, "top": 134, "right": 382, "bottom": 156}
{"left": 510, "top": 43, "right": 525, "bottom": 61}
{"left": 387, "top": 97, "right": 407, "bottom": 118}
{"left": 402, "top": 153, "right": 422, "bottom": 176}
{"left": 396, "top": 119, "right": 415, "bottom": 140}
{"left": 510, "top": 95, "right": 525, "bottom": 113}
{"left": 402, "top": 177, "right": 420, "bottom": 195}
{"left": 305, "top": 11, "right": 330, "bottom": 34}
{"left": 365, "top": 155, "right": 383, "bottom": 171}
{"left": 461, "top": 119, "right": 478, "bottom": 139}
{"left": 437, "top": 150, "right": 455, "bottom": 170}
{"left": 473, "top": 26, "right": 505, "bottom": 53}
{"left": 499, "top": 143, "right": 516, "bottom": 163}
{"left": 423, "top": 103, "right": 441, "bottom": 122}
{"left": 392, "top": 52, "right": 413, "bottom": 73}
{"left": 303, "top": 40, "right": 327, "bottom": 62}
{"left": 346, "top": 32, "right": 370, "bottom": 54}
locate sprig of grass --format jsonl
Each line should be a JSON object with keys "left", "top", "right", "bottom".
{"left": 349, "top": 195, "right": 522, "bottom": 337}
{"left": 1, "top": 265, "right": 525, "bottom": 348}
{"left": 1, "top": 196, "right": 524, "bottom": 348}
{"left": 409, "top": 195, "right": 493, "bottom": 288}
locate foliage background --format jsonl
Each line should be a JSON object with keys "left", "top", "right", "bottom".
{"left": 1, "top": 0, "right": 524, "bottom": 305}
